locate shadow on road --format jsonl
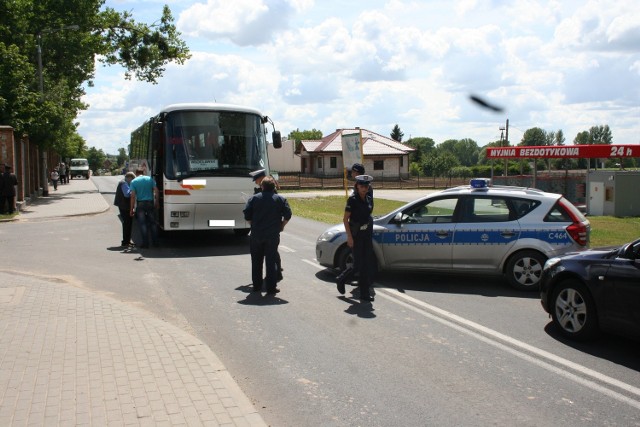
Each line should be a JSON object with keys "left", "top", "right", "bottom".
{"left": 543, "top": 322, "right": 640, "bottom": 372}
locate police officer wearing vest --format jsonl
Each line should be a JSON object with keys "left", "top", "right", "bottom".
{"left": 336, "top": 174, "right": 375, "bottom": 302}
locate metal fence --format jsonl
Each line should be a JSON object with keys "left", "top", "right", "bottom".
{"left": 276, "top": 171, "right": 588, "bottom": 207}
{"left": 276, "top": 172, "right": 469, "bottom": 190}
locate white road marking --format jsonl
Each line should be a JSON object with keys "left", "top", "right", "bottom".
{"left": 302, "top": 259, "right": 323, "bottom": 268}
{"left": 377, "top": 288, "right": 640, "bottom": 409}
{"left": 278, "top": 245, "right": 296, "bottom": 253}
{"left": 302, "top": 257, "right": 640, "bottom": 408}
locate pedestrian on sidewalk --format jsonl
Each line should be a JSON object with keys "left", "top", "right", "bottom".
{"left": 59, "top": 162, "right": 67, "bottom": 184}
{"left": 243, "top": 175, "right": 291, "bottom": 295}
{"left": 0, "top": 164, "right": 18, "bottom": 214}
{"left": 115, "top": 172, "right": 135, "bottom": 247}
{"left": 129, "top": 169, "right": 159, "bottom": 249}
{"left": 50, "top": 169, "right": 59, "bottom": 190}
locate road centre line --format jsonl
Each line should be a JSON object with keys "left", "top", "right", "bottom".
{"left": 302, "top": 256, "right": 640, "bottom": 406}
{"left": 377, "top": 288, "right": 640, "bottom": 409}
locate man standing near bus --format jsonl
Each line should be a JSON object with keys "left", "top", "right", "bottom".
{"left": 243, "top": 175, "right": 291, "bottom": 295}
{"left": 250, "top": 169, "right": 283, "bottom": 282}
{"left": 129, "top": 169, "right": 159, "bottom": 249}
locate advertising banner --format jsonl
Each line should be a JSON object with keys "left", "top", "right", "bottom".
{"left": 486, "top": 144, "right": 640, "bottom": 159}
{"left": 341, "top": 132, "right": 363, "bottom": 168}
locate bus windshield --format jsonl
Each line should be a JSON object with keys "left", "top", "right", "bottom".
{"left": 164, "top": 110, "right": 268, "bottom": 180}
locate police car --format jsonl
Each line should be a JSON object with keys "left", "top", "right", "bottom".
{"left": 315, "top": 179, "right": 590, "bottom": 291}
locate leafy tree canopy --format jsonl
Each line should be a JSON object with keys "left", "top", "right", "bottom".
{"left": 405, "top": 137, "right": 435, "bottom": 163}
{"left": 519, "top": 127, "right": 549, "bottom": 146}
{"left": 288, "top": 128, "right": 323, "bottom": 153}
{"left": 0, "top": 0, "right": 190, "bottom": 154}
{"left": 287, "top": 128, "right": 323, "bottom": 142}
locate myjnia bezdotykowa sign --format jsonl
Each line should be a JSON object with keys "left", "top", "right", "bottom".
{"left": 486, "top": 144, "right": 640, "bottom": 159}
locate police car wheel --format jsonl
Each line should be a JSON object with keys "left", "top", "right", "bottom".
{"left": 505, "top": 250, "right": 546, "bottom": 291}
{"left": 337, "top": 246, "right": 354, "bottom": 272}
{"left": 551, "top": 279, "right": 599, "bottom": 341}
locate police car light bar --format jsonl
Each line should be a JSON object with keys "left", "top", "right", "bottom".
{"left": 470, "top": 178, "right": 491, "bottom": 188}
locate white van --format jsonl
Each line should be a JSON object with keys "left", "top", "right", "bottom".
{"left": 69, "top": 158, "right": 90, "bottom": 179}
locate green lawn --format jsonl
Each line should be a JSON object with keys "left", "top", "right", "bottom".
{"left": 287, "top": 196, "right": 640, "bottom": 248}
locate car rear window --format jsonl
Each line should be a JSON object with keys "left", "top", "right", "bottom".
{"left": 544, "top": 197, "right": 586, "bottom": 223}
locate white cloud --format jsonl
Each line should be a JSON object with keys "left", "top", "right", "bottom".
{"left": 78, "top": 0, "right": 640, "bottom": 154}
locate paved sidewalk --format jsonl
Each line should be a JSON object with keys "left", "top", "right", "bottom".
{"left": 1, "top": 178, "right": 266, "bottom": 426}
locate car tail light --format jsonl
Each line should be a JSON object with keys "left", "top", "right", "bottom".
{"left": 559, "top": 199, "right": 588, "bottom": 246}
{"left": 566, "top": 222, "right": 588, "bottom": 246}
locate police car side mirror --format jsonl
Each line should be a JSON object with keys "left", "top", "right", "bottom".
{"left": 393, "top": 212, "right": 405, "bottom": 225}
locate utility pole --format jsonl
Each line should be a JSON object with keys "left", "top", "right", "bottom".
{"left": 499, "top": 119, "right": 509, "bottom": 177}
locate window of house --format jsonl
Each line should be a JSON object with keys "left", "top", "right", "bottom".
{"left": 374, "top": 160, "right": 384, "bottom": 170}
{"left": 317, "top": 157, "right": 323, "bottom": 169}
{"left": 400, "top": 156, "right": 404, "bottom": 167}
{"left": 330, "top": 157, "right": 337, "bottom": 168}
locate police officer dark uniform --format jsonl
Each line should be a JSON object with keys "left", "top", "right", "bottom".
{"left": 243, "top": 175, "right": 292, "bottom": 295}
{"left": 336, "top": 174, "right": 375, "bottom": 302}
{"left": 250, "top": 169, "right": 284, "bottom": 282}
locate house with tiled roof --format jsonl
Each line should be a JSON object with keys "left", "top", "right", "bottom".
{"left": 298, "top": 128, "right": 415, "bottom": 178}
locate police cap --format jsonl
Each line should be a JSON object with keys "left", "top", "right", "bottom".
{"left": 355, "top": 174, "right": 373, "bottom": 186}
{"left": 351, "top": 163, "right": 365, "bottom": 174}
{"left": 249, "top": 169, "right": 266, "bottom": 182}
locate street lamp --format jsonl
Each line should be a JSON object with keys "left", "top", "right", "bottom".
{"left": 36, "top": 24, "right": 79, "bottom": 195}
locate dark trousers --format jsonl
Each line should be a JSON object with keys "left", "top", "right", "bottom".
{"left": 135, "top": 201, "right": 158, "bottom": 247}
{"left": 250, "top": 234, "right": 280, "bottom": 290}
{"left": 0, "top": 195, "right": 15, "bottom": 214}
{"left": 119, "top": 207, "right": 133, "bottom": 245}
{"left": 338, "top": 228, "right": 373, "bottom": 297}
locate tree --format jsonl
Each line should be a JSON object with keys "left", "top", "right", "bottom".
{"left": 519, "top": 127, "right": 549, "bottom": 146}
{"left": 405, "top": 137, "right": 435, "bottom": 163}
{"left": 116, "top": 147, "right": 128, "bottom": 169}
{"left": 86, "top": 146, "right": 106, "bottom": 173}
{"left": 422, "top": 152, "right": 459, "bottom": 177}
{"left": 390, "top": 124, "right": 404, "bottom": 142}
{"left": 451, "top": 138, "right": 479, "bottom": 167}
{"left": 287, "top": 128, "right": 323, "bottom": 152}
{"left": 0, "top": 1, "right": 190, "bottom": 155}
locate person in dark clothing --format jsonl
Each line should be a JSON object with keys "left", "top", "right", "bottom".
{"left": 0, "top": 165, "right": 18, "bottom": 214}
{"left": 336, "top": 174, "right": 375, "bottom": 302}
{"left": 243, "top": 175, "right": 292, "bottom": 295}
{"left": 114, "top": 172, "right": 136, "bottom": 247}
{"left": 250, "top": 169, "right": 283, "bottom": 282}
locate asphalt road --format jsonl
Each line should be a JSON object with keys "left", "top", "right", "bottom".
{"left": 3, "top": 175, "right": 639, "bottom": 426}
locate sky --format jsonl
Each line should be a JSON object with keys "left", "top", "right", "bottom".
{"left": 76, "top": 0, "right": 640, "bottom": 155}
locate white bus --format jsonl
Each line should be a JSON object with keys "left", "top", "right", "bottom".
{"left": 129, "top": 103, "right": 282, "bottom": 236}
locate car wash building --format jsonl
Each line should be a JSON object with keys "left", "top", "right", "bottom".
{"left": 486, "top": 144, "right": 640, "bottom": 217}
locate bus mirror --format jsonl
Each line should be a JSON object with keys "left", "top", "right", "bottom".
{"left": 272, "top": 131, "right": 282, "bottom": 149}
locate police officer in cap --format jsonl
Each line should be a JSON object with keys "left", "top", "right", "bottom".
{"left": 244, "top": 175, "right": 291, "bottom": 295}
{"left": 350, "top": 163, "right": 373, "bottom": 207}
{"left": 336, "top": 174, "right": 375, "bottom": 302}
{"left": 249, "top": 169, "right": 284, "bottom": 283}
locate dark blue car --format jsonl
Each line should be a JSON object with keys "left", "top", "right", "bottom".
{"left": 540, "top": 238, "right": 640, "bottom": 341}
